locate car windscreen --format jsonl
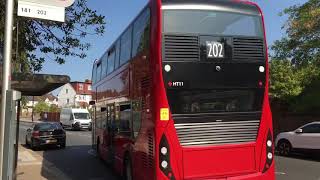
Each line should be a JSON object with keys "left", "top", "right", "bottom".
{"left": 167, "top": 89, "right": 263, "bottom": 114}
{"left": 74, "top": 113, "right": 90, "bottom": 119}
{"left": 34, "top": 123, "right": 61, "bottom": 131}
{"left": 163, "top": 10, "right": 263, "bottom": 37}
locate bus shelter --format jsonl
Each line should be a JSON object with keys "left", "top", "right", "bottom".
{"left": 0, "top": 72, "right": 70, "bottom": 180}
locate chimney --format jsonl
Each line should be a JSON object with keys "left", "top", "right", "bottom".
{"left": 85, "top": 79, "right": 92, "bottom": 84}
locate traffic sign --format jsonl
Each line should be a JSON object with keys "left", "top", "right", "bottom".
{"left": 18, "top": 1, "right": 65, "bottom": 22}
{"left": 19, "top": 0, "right": 75, "bottom": 7}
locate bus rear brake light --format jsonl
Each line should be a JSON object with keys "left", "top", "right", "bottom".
{"left": 263, "top": 130, "right": 273, "bottom": 173}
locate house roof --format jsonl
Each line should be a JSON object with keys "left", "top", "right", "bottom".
{"left": 26, "top": 93, "right": 58, "bottom": 102}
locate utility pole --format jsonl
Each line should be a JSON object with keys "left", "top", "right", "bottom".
{"left": 0, "top": 0, "right": 15, "bottom": 179}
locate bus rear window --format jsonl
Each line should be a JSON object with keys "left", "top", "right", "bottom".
{"left": 163, "top": 10, "right": 263, "bottom": 37}
{"left": 167, "top": 89, "right": 263, "bottom": 114}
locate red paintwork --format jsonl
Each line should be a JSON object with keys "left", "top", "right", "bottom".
{"left": 92, "top": 0, "right": 274, "bottom": 179}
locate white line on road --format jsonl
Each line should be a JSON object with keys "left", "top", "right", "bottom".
{"left": 18, "top": 162, "right": 42, "bottom": 166}
{"left": 276, "top": 172, "right": 287, "bottom": 175}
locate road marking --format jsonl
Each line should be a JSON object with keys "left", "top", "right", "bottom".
{"left": 18, "top": 151, "right": 37, "bottom": 162}
{"left": 276, "top": 172, "right": 286, "bottom": 175}
{"left": 88, "top": 149, "right": 97, "bottom": 157}
{"left": 18, "top": 161, "right": 42, "bottom": 166}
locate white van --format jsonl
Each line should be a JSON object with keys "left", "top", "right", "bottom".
{"left": 60, "top": 108, "right": 92, "bottom": 130}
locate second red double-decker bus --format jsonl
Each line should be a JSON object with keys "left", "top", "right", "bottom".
{"left": 91, "top": 0, "right": 274, "bottom": 179}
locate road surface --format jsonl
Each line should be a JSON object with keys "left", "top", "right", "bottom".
{"left": 18, "top": 121, "right": 320, "bottom": 180}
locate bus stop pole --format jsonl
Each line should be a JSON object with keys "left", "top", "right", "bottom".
{"left": 0, "top": 0, "right": 15, "bottom": 178}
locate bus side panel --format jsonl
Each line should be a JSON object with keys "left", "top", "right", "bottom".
{"left": 130, "top": 29, "right": 155, "bottom": 180}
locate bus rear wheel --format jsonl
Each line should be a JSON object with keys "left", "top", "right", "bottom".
{"left": 123, "top": 156, "right": 132, "bottom": 180}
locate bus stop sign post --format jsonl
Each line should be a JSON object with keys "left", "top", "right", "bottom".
{"left": 0, "top": 0, "right": 14, "bottom": 179}
{"left": 1, "top": 0, "right": 75, "bottom": 179}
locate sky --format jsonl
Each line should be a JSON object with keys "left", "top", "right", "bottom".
{"left": 40, "top": 0, "right": 308, "bottom": 83}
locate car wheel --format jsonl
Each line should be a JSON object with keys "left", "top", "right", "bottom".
{"left": 278, "top": 140, "right": 292, "bottom": 156}
{"left": 123, "top": 155, "right": 132, "bottom": 180}
{"left": 30, "top": 139, "right": 36, "bottom": 151}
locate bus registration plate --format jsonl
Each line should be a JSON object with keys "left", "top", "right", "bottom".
{"left": 206, "top": 41, "right": 224, "bottom": 58}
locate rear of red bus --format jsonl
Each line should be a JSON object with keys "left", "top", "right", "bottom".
{"left": 150, "top": 0, "right": 274, "bottom": 179}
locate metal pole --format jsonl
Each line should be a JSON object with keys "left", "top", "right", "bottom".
{"left": 0, "top": 0, "right": 15, "bottom": 178}
{"left": 32, "top": 96, "right": 34, "bottom": 122}
{"left": 14, "top": 100, "right": 20, "bottom": 180}
{"left": 15, "top": 20, "right": 19, "bottom": 73}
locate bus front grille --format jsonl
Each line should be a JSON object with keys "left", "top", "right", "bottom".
{"left": 174, "top": 120, "right": 260, "bottom": 146}
{"left": 163, "top": 34, "right": 200, "bottom": 62}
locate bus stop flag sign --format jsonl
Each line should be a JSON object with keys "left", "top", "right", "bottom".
{"left": 18, "top": 0, "right": 75, "bottom": 22}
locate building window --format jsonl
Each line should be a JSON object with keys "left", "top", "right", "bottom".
{"left": 67, "top": 99, "right": 70, "bottom": 104}
{"left": 66, "top": 89, "right": 68, "bottom": 94}
{"left": 79, "top": 84, "right": 84, "bottom": 90}
{"left": 88, "top": 85, "right": 92, "bottom": 91}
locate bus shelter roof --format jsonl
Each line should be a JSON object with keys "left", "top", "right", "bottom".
{"left": 3, "top": 73, "right": 70, "bottom": 96}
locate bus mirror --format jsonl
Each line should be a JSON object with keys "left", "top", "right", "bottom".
{"left": 89, "top": 101, "right": 96, "bottom": 105}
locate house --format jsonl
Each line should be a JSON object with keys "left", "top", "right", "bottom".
{"left": 57, "top": 79, "right": 92, "bottom": 108}
{"left": 22, "top": 93, "right": 58, "bottom": 117}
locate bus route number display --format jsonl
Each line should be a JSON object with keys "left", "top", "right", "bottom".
{"left": 206, "top": 41, "right": 225, "bottom": 58}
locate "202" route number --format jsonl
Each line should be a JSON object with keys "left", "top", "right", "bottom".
{"left": 206, "top": 41, "right": 224, "bottom": 58}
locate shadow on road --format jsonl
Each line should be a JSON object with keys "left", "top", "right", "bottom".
{"left": 40, "top": 145, "right": 120, "bottom": 180}
{"left": 276, "top": 151, "right": 320, "bottom": 162}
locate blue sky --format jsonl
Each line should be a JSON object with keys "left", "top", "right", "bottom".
{"left": 40, "top": 0, "right": 307, "bottom": 82}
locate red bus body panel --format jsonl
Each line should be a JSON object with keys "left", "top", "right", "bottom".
{"left": 92, "top": 0, "right": 274, "bottom": 179}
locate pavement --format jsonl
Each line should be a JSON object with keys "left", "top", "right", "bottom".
{"left": 17, "top": 145, "right": 71, "bottom": 180}
{"left": 17, "top": 120, "right": 320, "bottom": 180}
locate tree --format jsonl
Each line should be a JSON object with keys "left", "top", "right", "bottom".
{"left": 271, "top": 0, "right": 320, "bottom": 66}
{"left": 20, "top": 96, "right": 28, "bottom": 109}
{"left": 49, "top": 104, "right": 60, "bottom": 113}
{"left": 0, "top": 0, "right": 105, "bottom": 72}
{"left": 34, "top": 101, "right": 50, "bottom": 113}
{"left": 270, "top": 0, "right": 320, "bottom": 110}
{"left": 269, "top": 59, "right": 303, "bottom": 100}
{"left": 269, "top": 58, "right": 319, "bottom": 99}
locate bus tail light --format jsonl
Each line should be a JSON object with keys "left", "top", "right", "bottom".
{"left": 159, "top": 135, "right": 175, "bottom": 180}
{"left": 263, "top": 130, "right": 273, "bottom": 173}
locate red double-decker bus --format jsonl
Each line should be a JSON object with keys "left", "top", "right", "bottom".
{"left": 91, "top": 0, "right": 274, "bottom": 179}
